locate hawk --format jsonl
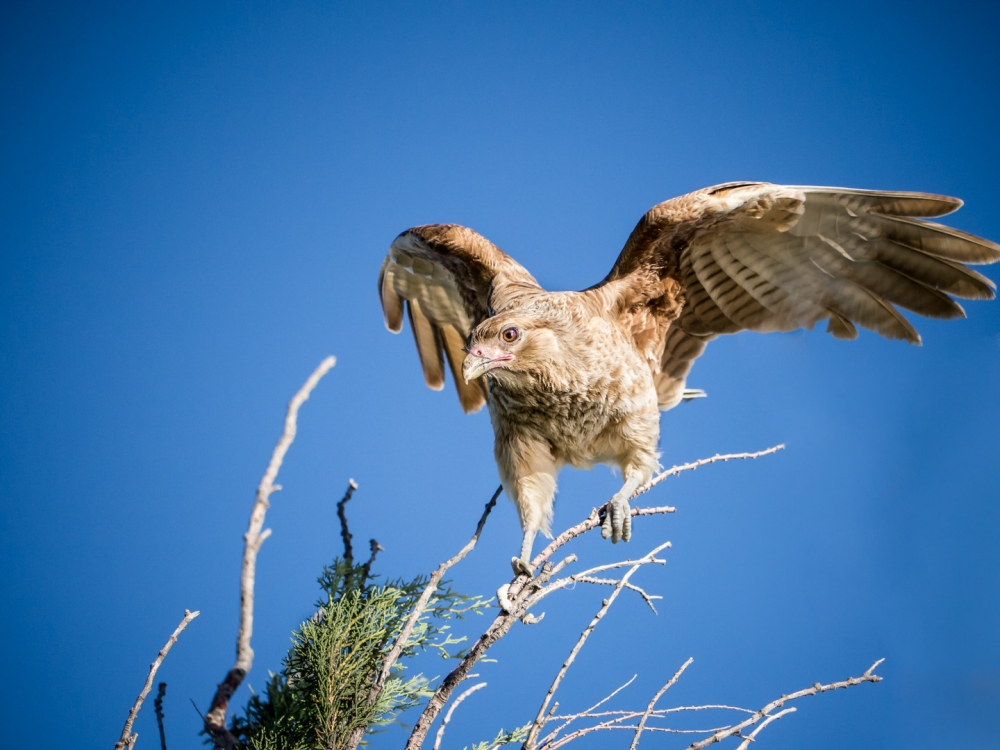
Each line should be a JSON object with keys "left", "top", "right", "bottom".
{"left": 378, "top": 182, "right": 999, "bottom": 574}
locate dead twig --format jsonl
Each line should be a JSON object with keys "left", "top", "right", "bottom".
{"left": 538, "top": 659, "right": 879, "bottom": 749}
{"left": 538, "top": 675, "right": 637, "bottom": 748}
{"left": 154, "top": 683, "right": 168, "bottom": 750}
{"left": 115, "top": 609, "right": 200, "bottom": 750}
{"left": 629, "top": 658, "right": 693, "bottom": 750}
{"left": 433, "top": 682, "right": 488, "bottom": 750}
{"left": 523, "top": 542, "right": 672, "bottom": 750}
{"left": 204, "top": 356, "right": 336, "bottom": 748}
{"left": 361, "top": 538, "right": 385, "bottom": 584}
{"left": 634, "top": 445, "right": 785, "bottom": 498}
{"left": 686, "top": 659, "right": 884, "bottom": 750}
{"left": 337, "top": 478, "right": 359, "bottom": 563}
{"left": 734, "top": 707, "right": 796, "bottom": 750}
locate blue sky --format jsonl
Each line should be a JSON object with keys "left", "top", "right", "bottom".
{"left": 2, "top": 2, "right": 998, "bottom": 748}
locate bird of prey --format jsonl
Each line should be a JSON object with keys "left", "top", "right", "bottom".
{"left": 378, "top": 182, "right": 999, "bottom": 574}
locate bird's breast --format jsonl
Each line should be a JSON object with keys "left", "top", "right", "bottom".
{"left": 485, "top": 362, "right": 659, "bottom": 469}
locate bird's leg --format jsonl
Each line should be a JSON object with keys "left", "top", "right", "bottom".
{"left": 601, "top": 470, "right": 645, "bottom": 544}
{"left": 512, "top": 529, "right": 537, "bottom": 577}
{"left": 496, "top": 438, "right": 557, "bottom": 577}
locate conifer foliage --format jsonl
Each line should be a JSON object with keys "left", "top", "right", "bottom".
{"left": 230, "top": 557, "right": 488, "bottom": 750}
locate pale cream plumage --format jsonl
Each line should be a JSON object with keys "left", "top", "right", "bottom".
{"left": 378, "top": 182, "right": 1000, "bottom": 572}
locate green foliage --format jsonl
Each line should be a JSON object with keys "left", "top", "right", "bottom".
{"left": 231, "top": 558, "right": 489, "bottom": 750}
{"left": 467, "top": 723, "right": 531, "bottom": 750}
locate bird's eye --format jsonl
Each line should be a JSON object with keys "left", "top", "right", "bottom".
{"left": 501, "top": 326, "right": 520, "bottom": 343}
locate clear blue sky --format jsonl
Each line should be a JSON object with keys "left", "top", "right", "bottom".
{"left": 2, "top": 2, "right": 998, "bottom": 749}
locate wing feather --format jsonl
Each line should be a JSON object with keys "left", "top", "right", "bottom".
{"left": 595, "top": 182, "right": 999, "bottom": 409}
{"left": 379, "top": 224, "right": 540, "bottom": 412}
{"left": 407, "top": 300, "right": 445, "bottom": 390}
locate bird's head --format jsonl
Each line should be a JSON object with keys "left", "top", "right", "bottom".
{"left": 462, "top": 310, "right": 560, "bottom": 384}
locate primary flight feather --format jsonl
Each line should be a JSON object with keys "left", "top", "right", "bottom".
{"left": 378, "top": 182, "right": 1000, "bottom": 573}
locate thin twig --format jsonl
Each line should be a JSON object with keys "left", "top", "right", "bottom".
{"left": 568, "top": 576, "right": 662, "bottom": 614}
{"left": 154, "top": 683, "right": 168, "bottom": 750}
{"left": 549, "top": 704, "right": 754, "bottom": 721}
{"left": 528, "top": 560, "right": 666, "bottom": 613}
{"left": 360, "top": 538, "right": 385, "bottom": 584}
{"left": 349, "top": 485, "right": 502, "bottom": 750}
{"left": 115, "top": 610, "right": 200, "bottom": 750}
{"left": 548, "top": 724, "right": 737, "bottom": 745}
{"left": 433, "top": 682, "right": 488, "bottom": 750}
{"left": 337, "top": 478, "right": 359, "bottom": 564}
{"left": 734, "top": 707, "right": 796, "bottom": 750}
{"left": 629, "top": 658, "right": 693, "bottom": 750}
{"left": 204, "top": 356, "right": 336, "bottom": 748}
{"left": 524, "top": 542, "right": 672, "bottom": 750}
{"left": 686, "top": 659, "right": 884, "bottom": 749}
{"left": 538, "top": 675, "right": 637, "bottom": 747}
{"left": 634, "top": 445, "right": 785, "bottom": 498}
{"left": 526, "top": 446, "right": 783, "bottom": 575}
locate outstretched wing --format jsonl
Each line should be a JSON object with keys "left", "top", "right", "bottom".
{"left": 379, "top": 224, "right": 542, "bottom": 413}
{"left": 597, "top": 182, "right": 1000, "bottom": 410}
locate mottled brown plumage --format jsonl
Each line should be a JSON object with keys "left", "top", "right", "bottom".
{"left": 378, "top": 182, "right": 1000, "bottom": 571}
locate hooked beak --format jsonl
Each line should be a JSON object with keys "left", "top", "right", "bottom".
{"left": 462, "top": 351, "right": 514, "bottom": 383}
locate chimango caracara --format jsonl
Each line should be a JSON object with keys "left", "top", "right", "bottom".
{"left": 378, "top": 182, "right": 999, "bottom": 573}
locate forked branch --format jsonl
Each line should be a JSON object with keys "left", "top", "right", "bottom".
{"left": 524, "top": 542, "right": 673, "bottom": 749}
{"left": 533, "top": 659, "right": 883, "bottom": 750}
{"left": 405, "top": 444, "right": 785, "bottom": 750}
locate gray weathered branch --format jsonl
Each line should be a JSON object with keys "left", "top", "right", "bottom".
{"left": 115, "top": 609, "right": 199, "bottom": 750}
{"left": 405, "top": 444, "right": 785, "bottom": 750}
{"left": 523, "top": 542, "right": 672, "bottom": 750}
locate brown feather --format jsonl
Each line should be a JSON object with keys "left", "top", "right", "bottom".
{"left": 407, "top": 300, "right": 445, "bottom": 390}
{"left": 378, "top": 260, "right": 405, "bottom": 332}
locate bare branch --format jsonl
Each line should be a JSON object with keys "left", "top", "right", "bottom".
{"left": 539, "top": 660, "right": 881, "bottom": 750}
{"left": 154, "top": 683, "right": 168, "bottom": 750}
{"left": 350, "top": 485, "right": 503, "bottom": 750}
{"left": 526, "top": 446, "right": 782, "bottom": 576}
{"left": 685, "top": 659, "right": 884, "bottom": 750}
{"left": 360, "top": 538, "right": 385, "bottom": 583}
{"left": 433, "top": 682, "right": 488, "bottom": 750}
{"left": 524, "top": 542, "right": 673, "bottom": 750}
{"left": 337, "top": 478, "right": 359, "bottom": 563}
{"left": 115, "top": 609, "right": 200, "bottom": 750}
{"left": 629, "top": 658, "right": 693, "bottom": 750}
{"left": 527, "top": 567, "right": 665, "bottom": 614}
{"left": 548, "top": 704, "right": 753, "bottom": 723}
{"left": 538, "top": 675, "right": 637, "bottom": 748}
{"left": 407, "top": 444, "right": 785, "bottom": 750}
{"left": 633, "top": 445, "right": 785, "bottom": 498}
{"left": 734, "top": 707, "right": 796, "bottom": 750}
{"left": 204, "top": 355, "right": 336, "bottom": 748}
